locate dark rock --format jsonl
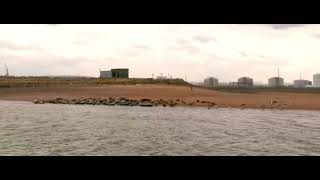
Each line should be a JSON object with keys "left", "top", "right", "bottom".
{"left": 33, "top": 100, "right": 40, "bottom": 104}
{"left": 270, "top": 100, "right": 278, "bottom": 105}
{"left": 140, "top": 102, "right": 153, "bottom": 107}
{"left": 117, "top": 100, "right": 130, "bottom": 106}
{"left": 119, "top": 97, "right": 128, "bottom": 101}
{"left": 55, "top": 97, "right": 63, "bottom": 101}
{"left": 104, "top": 102, "right": 115, "bottom": 106}
{"left": 140, "top": 98, "right": 151, "bottom": 102}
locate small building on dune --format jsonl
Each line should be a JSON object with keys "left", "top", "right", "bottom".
{"left": 100, "top": 70, "right": 112, "bottom": 78}
{"left": 111, "top": 69, "right": 129, "bottom": 78}
{"left": 100, "top": 68, "right": 129, "bottom": 78}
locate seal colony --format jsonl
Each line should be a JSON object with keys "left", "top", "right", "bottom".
{"left": 32, "top": 97, "right": 218, "bottom": 108}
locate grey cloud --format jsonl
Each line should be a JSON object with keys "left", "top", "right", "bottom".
{"left": 240, "top": 51, "right": 248, "bottom": 57}
{"left": 72, "top": 41, "right": 89, "bottom": 46}
{"left": 170, "top": 45, "right": 200, "bottom": 54}
{"left": 241, "top": 24, "right": 307, "bottom": 30}
{"left": 132, "top": 45, "right": 150, "bottom": 50}
{"left": 176, "top": 39, "right": 190, "bottom": 45}
{"left": 268, "top": 24, "right": 306, "bottom": 30}
{"left": 4, "top": 54, "right": 93, "bottom": 76}
{"left": 313, "top": 34, "right": 320, "bottom": 38}
{"left": 174, "top": 39, "right": 201, "bottom": 54}
{"left": 258, "top": 54, "right": 273, "bottom": 59}
{"left": 249, "top": 56, "right": 290, "bottom": 66}
{"left": 0, "top": 41, "right": 41, "bottom": 51}
{"left": 192, "top": 36, "right": 217, "bottom": 43}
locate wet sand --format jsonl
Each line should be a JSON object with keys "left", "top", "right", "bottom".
{"left": 1, "top": 84, "right": 320, "bottom": 110}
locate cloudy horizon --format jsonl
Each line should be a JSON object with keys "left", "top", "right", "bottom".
{"left": 0, "top": 24, "right": 319, "bottom": 83}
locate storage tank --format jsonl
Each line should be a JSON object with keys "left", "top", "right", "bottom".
{"left": 268, "top": 77, "right": 284, "bottom": 87}
{"left": 313, "top": 74, "right": 320, "bottom": 87}
{"left": 204, "top": 77, "right": 219, "bottom": 87}
{"left": 238, "top": 77, "right": 253, "bottom": 87}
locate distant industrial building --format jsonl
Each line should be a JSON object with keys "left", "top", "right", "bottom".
{"left": 111, "top": 69, "right": 129, "bottom": 78}
{"left": 238, "top": 77, "right": 253, "bottom": 87}
{"left": 157, "top": 76, "right": 168, "bottom": 80}
{"left": 294, "top": 80, "right": 312, "bottom": 88}
{"left": 229, "top": 82, "right": 238, "bottom": 87}
{"left": 268, "top": 77, "right": 284, "bottom": 87}
{"left": 313, "top": 74, "right": 320, "bottom": 87}
{"left": 100, "top": 68, "right": 129, "bottom": 78}
{"left": 204, "top": 77, "right": 219, "bottom": 87}
{"left": 294, "top": 73, "right": 312, "bottom": 88}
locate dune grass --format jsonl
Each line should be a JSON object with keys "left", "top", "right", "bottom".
{"left": 0, "top": 76, "right": 189, "bottom": 88}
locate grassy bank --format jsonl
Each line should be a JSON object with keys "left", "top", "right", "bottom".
{"left": 0, "top": 76, "right": 189, "bottom": 88}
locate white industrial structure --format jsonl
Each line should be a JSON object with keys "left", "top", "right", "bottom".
{"left": 269, "top": 77, "right": 284, "bottom": 87}
{"left": 4, "top": 63, "right": 9, "bottom": 77}
{"left": 313, "top": 74, "right": 320, "bottom": 87}
{"left": 294, "top": 80, "right": 312, "bottom": 88}
{"left": 268, "top": 68, "right": 284, "bottom": 87}
{"left": 204, "top": 77, "right": 219, "bottom": 87}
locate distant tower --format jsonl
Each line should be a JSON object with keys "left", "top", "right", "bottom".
{"left": 4, "top": 63, "right": 9, "bottom": 77}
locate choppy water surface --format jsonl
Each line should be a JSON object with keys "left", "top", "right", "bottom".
{"left": 0, "top": 101, "right": 320, "bottom": 156}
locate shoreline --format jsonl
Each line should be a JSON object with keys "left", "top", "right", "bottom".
{"left": 2, "top": 100, "right": 320, "bottom": 112}
{"left": 1, "top": 84, "right": 320, "bottom": 111}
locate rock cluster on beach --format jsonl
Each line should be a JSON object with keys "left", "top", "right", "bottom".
{"left": 32, "top": 97, "right": 214, "bottom": 108}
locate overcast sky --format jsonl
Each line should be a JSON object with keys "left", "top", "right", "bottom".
{"left": 0, "top": 24, "right": 319, "bottom": 83}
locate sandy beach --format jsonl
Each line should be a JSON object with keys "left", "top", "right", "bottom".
{"left": 1, "top": 84, "right": 320, "bottom": 110}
